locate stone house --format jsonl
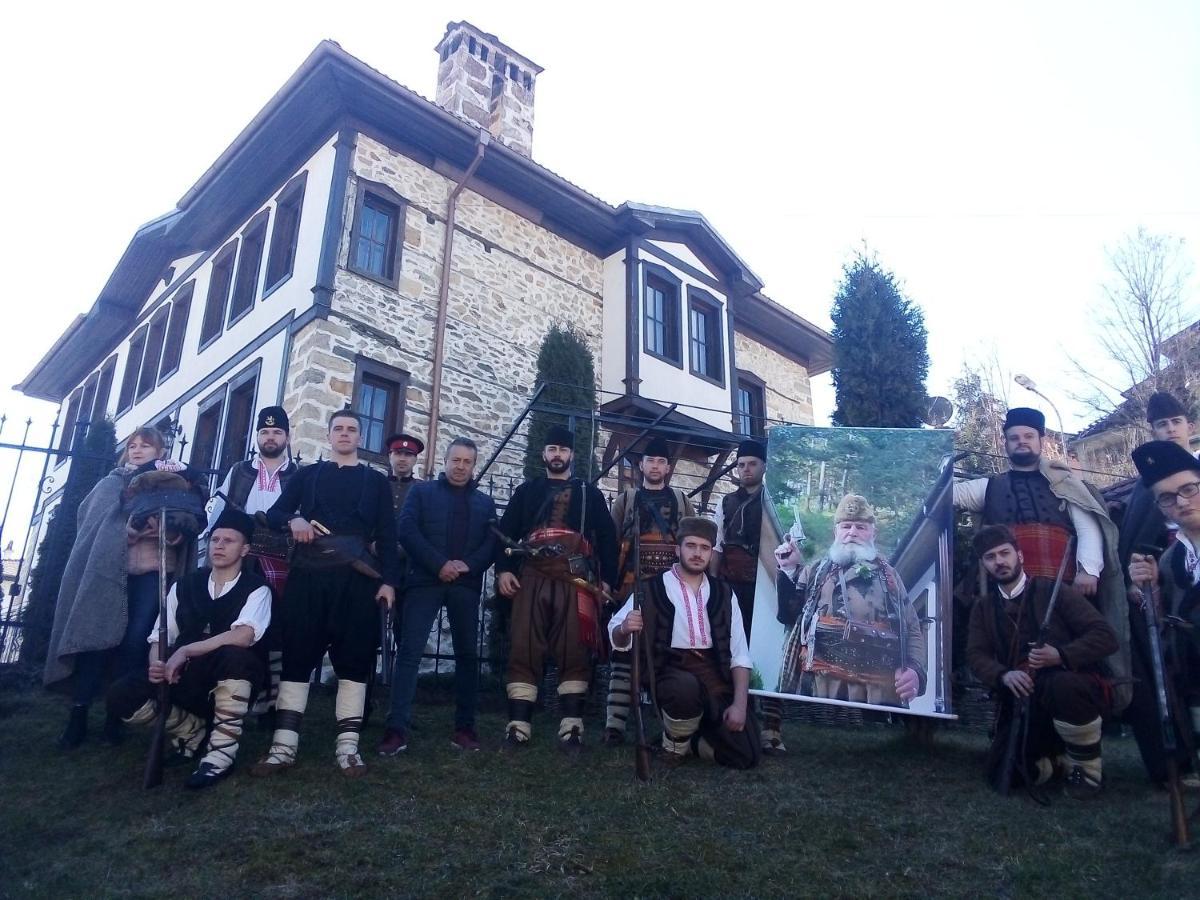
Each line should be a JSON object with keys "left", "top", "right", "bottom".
{"left": 17, "top": 22, "right": 832, "bottom": 580}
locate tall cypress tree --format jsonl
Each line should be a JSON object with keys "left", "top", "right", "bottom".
{"left": 523, "top": 324, "right": 598, "bottom": 480}
{"left": 18, "top": 418, "right": 117, "bottom": 669}
{"left": 830, "top": 253, "right": 930, "bottom": 428}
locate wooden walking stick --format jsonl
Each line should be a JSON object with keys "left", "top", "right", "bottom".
{"left": 143, "top": 503, "right": 170, "bottom": 789}
{"left": 630, "top": 506, "right": 651, "bottom": 781}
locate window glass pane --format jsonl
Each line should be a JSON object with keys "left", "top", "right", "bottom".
{"left": 118, "top": 329, "right": 147, "bottom": 412}
{"left": 266, "top": 177, "right": 305, "bottom": 289}
{"left": 159, "top": 286, "right": 192, "bottom": 380}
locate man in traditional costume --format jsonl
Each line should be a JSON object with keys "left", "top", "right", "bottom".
{"left": 955, "top": 406, "right": 1111, "bottom": 593}
{"left": 710, "top": 438, "right": 788, "bottom": 753}
{"left": 495, "top": 424, "right": 618, "bottom": 750}
{"left": 967, "top": 525, "right": 1118, "bottom": 798}
{"left": 209, "top": 405, "right": 298, "bottom": 715}
{"left": 609, "top": 516, "right": 759, "bottom": 769}
{"left": 602, "top": 434, "right": 693, "bottom": 745}
{"left": 251, "top": 410, "right": 400, "bottom": 778}
{"left": 776, "top": 494, "right": 924, "bottom": 707}
{"left": 380, "top": 432, "right": 424, "bottom": 691}
{"left": 1127, "top": 440, "right": 1200, "bottom": 786}
{"left": 106, "top": 509, "right": 271, "bottom": 789}
{"left": 954, "top": 406, "right": 1131, "bottom": 717}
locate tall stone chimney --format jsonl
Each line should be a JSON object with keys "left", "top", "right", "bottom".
{"left": 434, "top": 21, "right": 543, "bottom": 158}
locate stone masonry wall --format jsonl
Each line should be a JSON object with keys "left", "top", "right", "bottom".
{"left": 282, "top": 132, "right": 604, "bottom": 476}
{"left": 734, "top": 332, "right": 816, "bottom": 427}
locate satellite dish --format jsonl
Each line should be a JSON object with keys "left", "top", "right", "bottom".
{"left": 924, "top": 396, "right": 954, "bottom": 427}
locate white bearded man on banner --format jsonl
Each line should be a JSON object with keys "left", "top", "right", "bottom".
{"left": 775, "top": 494, "right": 925, "bottom": 707}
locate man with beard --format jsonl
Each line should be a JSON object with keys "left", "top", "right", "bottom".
{"left": 967, "top": 525, "right": 1118, "bottom": 798}
{"left": 209, "top": 406, "right": 299, "bottom": 715}
{"left": 602, "top": 434, "right": 693, "bottom": 745}
{"left": 251, "top": 410, "right": 399, "bottom": 778}
{"left": 1127, "top": 440, "right": 1200, "bottom": 787}
{"left": 954, "top": 407, "right": 1112, "bottom": 596}
{"left": 776, "top": 494, "right": 924, "bottom": 707}
{"left": 495, "top": 424, "right": 618, "bottom": 751}
{"left": 609, "top": 517, "right": 759, "bottom": 769}
{"left": 1117, "top": 395, "right": 1200, "bottom": 785}
{"left": 710, "top": 438, "right": 787, "bottom": 752}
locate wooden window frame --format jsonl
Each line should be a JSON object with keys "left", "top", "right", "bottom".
{"left": 734, "top": 369, "right": 767, "bottom": 438}
{"left": 190, "top": 386, "right": 227, "bottom": 488}
{"left": 346, "top": 179, "right": 406, "bottom": 289}
{"left": 198, "top": 240, "right": 238, "bottom": 351}
{"left": 116, "top": 325, "right": 149, "bottom": 416}
{"left": 217, "top": 363, "right": 261, "bottom": 476}
{"left": 55, "top": 387, "right": 83, "bottom": 465}
{"left": 136, "top": 305, "right": 171, "bottom": 403}
{"left": 264, "top": 172, "right": 308, "bottom": 296}
{"left": 642, "top": 262, "right": 683, "bottom": 368}
{"left": 227, "top": 210, "right": 270, "bottom": 328}
{"left": 95, "top": 355, "right": 117, "bottom": 424}
{"left": 687, "top": 288, "right": 725, "bottom": 387}
{"left": 158, "top": 281, "right": 193, "bottom": 384}
{"left": 352, "top": 356, "right": 409, "bottom": 460}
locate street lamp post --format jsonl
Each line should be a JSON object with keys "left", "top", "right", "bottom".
{"left": 1014, "top": 374, "right": 1068, "bottom": 457}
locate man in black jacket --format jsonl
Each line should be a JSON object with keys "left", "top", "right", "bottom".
{"left": 251, "top": 410, "right": 400, "bottom": 778}
{"left": 378, "top": 437, "right": 496, "bottom": 754}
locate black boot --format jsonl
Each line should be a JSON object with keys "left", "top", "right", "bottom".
{"left": 58, "top": 705, "right": 88, "bottom": 750}
{"left": 98, "top": 708, "right": 125, "bottom": 746}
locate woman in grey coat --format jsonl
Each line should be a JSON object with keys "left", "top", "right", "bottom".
{"left": 48, "top": 427, "right": 194, "bottom": 748}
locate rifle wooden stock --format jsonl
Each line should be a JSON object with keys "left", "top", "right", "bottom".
{"left": 1135, "top": 542, "right": 1192, "bottom": 846}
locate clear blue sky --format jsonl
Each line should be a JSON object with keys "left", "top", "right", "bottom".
{"left": 0, "top": 0, "right": 1196, "bottom": 542}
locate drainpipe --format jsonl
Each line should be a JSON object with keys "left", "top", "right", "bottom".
{"left": 423, "top": 129, "right": 490, "bottom": 478}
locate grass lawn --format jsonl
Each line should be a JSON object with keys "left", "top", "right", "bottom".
{"left": 2, "top": 679, "right": 1198, "bottom": 899}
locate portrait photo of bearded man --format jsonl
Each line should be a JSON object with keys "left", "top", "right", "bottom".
{"left": 775, "top": 494, "right": 926, "bottom": 707}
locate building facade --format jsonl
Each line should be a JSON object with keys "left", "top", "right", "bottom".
{"left": 17, "top": 22, "right": 832, "bottom": 594}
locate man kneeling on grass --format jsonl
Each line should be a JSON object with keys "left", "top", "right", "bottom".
{"left": 608, "top": 516, "right": 760, "bottom": 769}
{"left": 106, "top": 509, "right": 272, "bottom": 789}
{"left": 967, "top": 524, "right": 1118, "bottom": 798}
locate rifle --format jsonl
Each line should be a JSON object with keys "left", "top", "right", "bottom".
{"left": 489, "top": 524, "right": 616, "bottom": 607}
{"left": 1133, "top": 543, "right": 1192, "bottom": 846}
{"left": 996, "top": 536, "right": 1074, "bottom": 798}
{"left": 143, "top": 501, "right": 170, "bottom": 789}
{"left": 379, "top": 606, "right": 393, "bottom": 688}
{"left": 630, "top": 506, "right": 651, "bottom": 781}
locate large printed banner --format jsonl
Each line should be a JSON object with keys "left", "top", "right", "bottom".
{"left": 749, "top": 426, "right": 956, "bottom": 718}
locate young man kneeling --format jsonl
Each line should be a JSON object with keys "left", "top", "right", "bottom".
{"left": 609, "top": 516, "right": 760, "bottom": 769}
{"left": 106, "top": 509, "right": 272, "bottom": 789}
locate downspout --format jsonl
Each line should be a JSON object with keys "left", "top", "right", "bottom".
{"left": 423, "top": 129, "right": 490, "bottom": 478}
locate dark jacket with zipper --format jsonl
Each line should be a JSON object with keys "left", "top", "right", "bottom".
{"left": 399, "top": 474, "right": 497, "bottom": 592}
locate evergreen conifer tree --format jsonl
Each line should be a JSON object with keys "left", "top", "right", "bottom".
{"left": 523, "top": 324, "right": 599, "bottom": 480}
{"left": 19, "top": 418, "right": 116, "bottom": 669}
{"left": 830, "top": 253, "right": 930, "bottom": 428}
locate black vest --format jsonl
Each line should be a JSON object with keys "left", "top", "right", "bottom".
{"left": 642, "top": 572, "right": 735, "bottom": 686}
{"left": 226, "top": 459, "right": 298, "bottom": 511}
{"left": 720, "top": 489, "right": 762, "bottom": 553}
{"left": 982, "top": 470, "right": 1074, "bottom": 532}
{"left": 175, "top": 568, "right": 269, "bottom": 663}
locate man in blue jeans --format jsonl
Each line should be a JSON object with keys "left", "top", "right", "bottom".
{"left": 377, "top": 437, "right": 497, "bottom": 753}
